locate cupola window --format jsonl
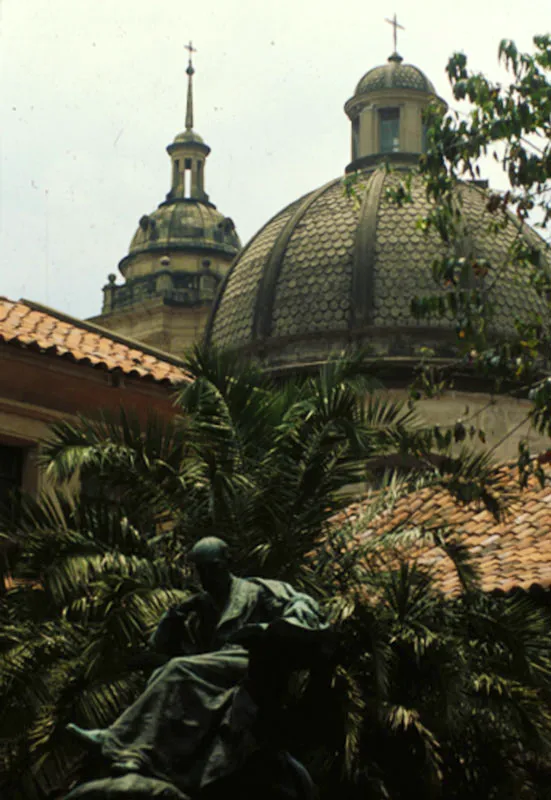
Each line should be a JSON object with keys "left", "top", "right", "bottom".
{"left": 184, "top": 158, "right": 192, "bottom": 197}
{"left": 379, "top": 108, "right": 400, "bottom": 153}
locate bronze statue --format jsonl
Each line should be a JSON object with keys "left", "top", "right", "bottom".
{"left": 65, "top": 537, "right": 329, "bottom": 799}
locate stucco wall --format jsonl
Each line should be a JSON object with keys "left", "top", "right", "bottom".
{"left": 385, "top": 388, "right": 549, "bottom": 463}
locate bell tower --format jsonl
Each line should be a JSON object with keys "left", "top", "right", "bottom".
{"left": 90, "top": 43, "right": 241, "bottom": 356}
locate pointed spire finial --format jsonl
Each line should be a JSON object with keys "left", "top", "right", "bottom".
{"left": 185, "top": 41, "right": 197, "bottom": 131}
{"left": 385, "top": 13, "right": 404, "bottom": 60}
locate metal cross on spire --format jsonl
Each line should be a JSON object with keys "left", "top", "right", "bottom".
{"left": 185, "top": 41, "right": 197, "bottom": 131}
{"left": 185, "top": 40, "right": 197, "bottom": 68}
{"left": 385, "top": 13, "right": 404, "bottom": 54}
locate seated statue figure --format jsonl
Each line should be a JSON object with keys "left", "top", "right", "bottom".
{"left": 66, "top": 537, "right": 329, "bottom": 799}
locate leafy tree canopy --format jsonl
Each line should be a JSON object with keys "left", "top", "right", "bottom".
{"left": 385, "top": 34, "right": 551, "bottom": 481}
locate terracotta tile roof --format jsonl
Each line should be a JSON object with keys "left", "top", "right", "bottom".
{"left": 341, "top": 463, "right": 551, "bottom": 596}
{"left": 0, "top": 297, "right": 189, "bottom": 385}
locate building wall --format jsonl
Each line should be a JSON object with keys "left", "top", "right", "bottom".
{"left": 385, "top": 389, "right": 548, "bottom": 463}
{"left": 91, "top": 300, "right": 211, "bottom": 356}
{"left": 0, "top": 345, "right": 179, "bottom": 498}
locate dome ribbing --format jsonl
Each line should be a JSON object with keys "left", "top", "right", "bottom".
{"left": 206, "top": 168, "right": 547, "bottom": 367}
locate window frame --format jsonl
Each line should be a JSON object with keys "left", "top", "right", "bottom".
{"left": 379, "top": 107, "right": 401, "bottom": 154}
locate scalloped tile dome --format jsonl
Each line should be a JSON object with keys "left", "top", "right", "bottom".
{"left": 355, "top": 61, "right": 435, "bottom": 96}
{"left": 206, "top": 168, "right": 548, "bottom": 367}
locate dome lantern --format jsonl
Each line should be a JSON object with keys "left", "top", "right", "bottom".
{"left": 166, "top": 41, "right": 211, "bottom": 204}
{"left": 344, "top": 22, "right": 446, "bottom": 172}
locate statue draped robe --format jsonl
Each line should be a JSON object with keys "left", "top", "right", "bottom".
{"left": 99, "top": 575, "right": 326, "bottom": 794}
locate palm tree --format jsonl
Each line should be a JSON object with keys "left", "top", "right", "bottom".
{"left": 2, "top": 345, "right": 548, "bottom": 798}
{"left": 35, "top": 347, "right": 431, "bottom": 582}
{"left": 304, "top": 514, "right": 551, "bottom": 799}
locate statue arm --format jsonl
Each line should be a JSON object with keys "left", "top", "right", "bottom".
{"left": 149, "top": 595, "right": 201, "bottom": 655}
{"left": 256, "top": 580, "right": 328, "bottom": 630}
{"left": 149, "top": 592, "right": 221, "bottom": 656}
{"left": 228, "top": 581, "right": 329, "bottom": 649}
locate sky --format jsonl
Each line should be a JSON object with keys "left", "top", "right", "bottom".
{"left": 0, "top": 0, "right": 549, "bottom": 320}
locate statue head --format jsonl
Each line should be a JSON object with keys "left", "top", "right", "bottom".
{"left": 189, "top": 537, "right": 230, "bottom": 566}
{"left": 189, "top": 537, "right": 231, "bottom": 598}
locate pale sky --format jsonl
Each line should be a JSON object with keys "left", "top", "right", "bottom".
{"left": 0, "top": 0, "right": 549, "bottom": 320}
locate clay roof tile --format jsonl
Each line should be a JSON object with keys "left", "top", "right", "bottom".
{"left": 0, "top": 297, "right": 189, "bottom": 386}
{"left": 344, "top": 462, "right": 551, "bottom": 596}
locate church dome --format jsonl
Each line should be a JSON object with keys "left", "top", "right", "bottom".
{"left": 121, "top": 201, "right": 240, "bottom": 275}
{"left": 206, "top": 51, "right": 548, "bottom": 371}
{"left": 354, "top": 55, "right": 435, "bottom": 97}
{"left": 206, "top": 167, "right": 547, "bottom": 367}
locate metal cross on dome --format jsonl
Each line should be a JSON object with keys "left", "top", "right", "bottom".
{"left": 385, "top": 13, "right": 404, "bottom": 53}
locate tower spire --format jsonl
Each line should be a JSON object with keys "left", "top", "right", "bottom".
{"left": 185, "top": 40, "right": 197, "bottom": 131}
{"left": 166, "top": 40, "right": 211, "bottom": 204}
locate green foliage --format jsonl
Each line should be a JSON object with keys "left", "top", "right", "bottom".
{"left": 336, "top": 37, "right": 551, "bottom": 794}
{"left": 0, "top": 492, "right": 190, "bottom": 798}
{"left": 390, "top": 35, "right": 551, "bottom": 469}
{"left": 1, "top": 346, "right": 551, "bottom": 797}
{"left": 304, "top": 511, "right": 551, "bottom": 799}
